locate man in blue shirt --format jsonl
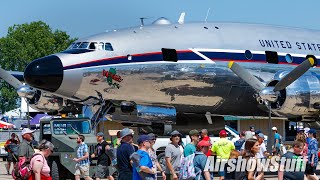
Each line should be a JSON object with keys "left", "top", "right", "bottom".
{"left": 184, "top": 129, "right": 199, "bottom": 157}
{"left": 132, "top": 135, "right": 156, "bottom": 180}
{"left": 117, "top": 128, "right": 135, "bottom": 180}
{"left": 272, "top": 126, "right": 282, "bottom": 156}
{"left": 73, "top": 134, "right": 92, "bottom": 180}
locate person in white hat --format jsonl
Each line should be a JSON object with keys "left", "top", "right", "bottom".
{"left": 18, "top": 128, "right": 36, "bottom": 161}
{"left": 272, "top": 127, "right": 282, "bottom": 156}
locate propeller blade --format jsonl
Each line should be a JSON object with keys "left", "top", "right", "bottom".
{"left": 273, "top": 57, "right": 315, "bottom": 92}
{"left": 228, "top": 61, "right": 265, "bottom": 91}
{"left": 0, "top": 67, "right": 22, "bottom": 89}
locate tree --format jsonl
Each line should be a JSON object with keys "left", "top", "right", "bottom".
{"left": 0, "top": 21, "right": 77, "bottom": 113}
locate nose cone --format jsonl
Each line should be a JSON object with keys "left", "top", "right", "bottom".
{"left": 24, "top": 55, "right": 63, "bottom": 92}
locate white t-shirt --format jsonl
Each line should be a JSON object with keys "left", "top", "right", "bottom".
{"left": 256, "top": 142, "right": 267, "bottom": 159}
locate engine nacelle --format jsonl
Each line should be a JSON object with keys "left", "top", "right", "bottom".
{"left": 29, "top": 91, "right": 64, "bottom": 112}
{"left": 269, "top": 71, "right": 320, "bottom": 118}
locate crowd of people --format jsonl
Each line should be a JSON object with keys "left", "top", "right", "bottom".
{"left": 3, "top": 125, "right": 320, "bottom": 180}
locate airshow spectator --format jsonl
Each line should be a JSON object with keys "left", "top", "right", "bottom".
{"left": 184, "top": 129, "right": 199, "bottom": 157}
{"left": 91, "top": 132, "right": 114, "bottom": 180}
{"left": 73, "top": 134, "right": 92, "bottom": 180}
{"left": 132, "top": 135, "right": 156, "bottom": 180}
{"left": 4, "top": 133, "right": 20, "bottom": 174}
{"left": 249, "top": 126, "right": 255, "bottom": 135}
{"left": 113, "top": 131, "right": 121, "bottom": 148}
{"left": 117, "top": 128, "right": 135, "bottom": 180}
{"left": 295, "top": 129, "right": 308, "bottom": 156}
{"left": 256, "top": 133, "right": 268, "bottom": 159}
{"left": 193, "top": 140, "right": 212, "bottom": 180}
{"left": 234, "top": 131, "right": 245, "bottom": 151}
{"left": 165, "top": 130, "right": 183, "bottom": 180}
{"left": 305, "top": 129, "right": 319, "bottom": 180}
{"left": 256, "top": 133, "right": 268, "bottom": 179}
{"left": 224, "top": 150, "right": 240, "bottom": 180}
{"left": 211, "top": 130, "right": 235, "bottom": 180}
{"left": 200, "top": 129, "right": 212, "bottom": 156}
{"left": 278, "top": 140, "right": 306, "bottom": 180}
{"left": 18, "top": 128, "right": 35, "bottom": 162}
{"left": 272, "top": 126, "right": 282, "bottom": 156}
{"left": 242, "top": 138, "right": 263, "bottom": 180}
{"left": 29, "top": 140, "right": 54, "bottom": 180}
{"left": 148, "top": 133, "right": 166, "bottom": 180}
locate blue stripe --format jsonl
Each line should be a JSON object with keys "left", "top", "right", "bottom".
{"left": 64, "top": 51, "right": 311, "bottom": 70}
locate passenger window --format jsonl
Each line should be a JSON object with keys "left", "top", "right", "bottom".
{"left": 98, "top": 42, "right": 104, "bottom": 50}
{"left": 105, "top": 43, "right": 114, "bottom": 51}
{"left": 265, "top": 51, "right": 278, "bottom": 64}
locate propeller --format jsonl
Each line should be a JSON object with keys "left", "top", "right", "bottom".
{"left": 228, "top": 56, "right": 316, "bottom": 100}
{"left": 228, "top": 56, "right": 316, "bottom": 155}
{"left": 0, "top": 66, "right": 36, "bottom": 128}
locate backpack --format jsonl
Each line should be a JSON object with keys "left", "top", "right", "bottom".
{"left": 179, "top": 153, "right": 200, "bottom": 180}
{"left": 12, "top": 153, "right": 43, "bottom": 180}
{"left": 234, "top": 139, "right": 245, "bottom": 151}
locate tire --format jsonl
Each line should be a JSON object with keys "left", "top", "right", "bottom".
{"left": 157, "top": 152, "right": 166, "bottom": 171}
{"left": 51, "top": 161, "right": 59, "bottom": 180}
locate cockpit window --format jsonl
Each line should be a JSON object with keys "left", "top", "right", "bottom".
{"left": 73, "top": 42, "right": 81, "bottom": 49}
{"left": 105, "top": 43, "right": 114, "bottom": 51}
{"left": 78, "top": 42, "right": 89, "bottom": 49}
{"left": 66, "top": 41, "right": 114, "bottom": 51}
{"left": 67, "top": 43, "right": 75, "bottom": 49}
{"left": 89, "top": 42, "right": 97, "bottom": 49}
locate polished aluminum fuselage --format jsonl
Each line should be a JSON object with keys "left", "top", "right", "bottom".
{"left": 52, "top": 22, "right": 320, "bottom": 117}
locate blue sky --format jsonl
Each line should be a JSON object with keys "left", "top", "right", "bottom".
{"left": 0, "top": 0, "right": 318, "bottom": 38}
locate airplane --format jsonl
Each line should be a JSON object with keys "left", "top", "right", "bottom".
{"left": 2, "top": 17, "right": 320, "bottom": 130}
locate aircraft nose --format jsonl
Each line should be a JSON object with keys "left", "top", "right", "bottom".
{"left": 24, "top": 55, "right": 63, "bottom": 92}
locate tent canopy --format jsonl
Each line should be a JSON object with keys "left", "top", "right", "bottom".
{"left": 0, "top": 121, "right": 14, "bottom": 128}
{"left": 24, "top": 114, "right": 48, "bottom": 125}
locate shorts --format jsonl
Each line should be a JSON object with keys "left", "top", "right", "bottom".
{"left": 95, "top": 164, "right": 110, "bottom": 178}
{"left": 7, "top": 153, "right": 17, "bottom": 162}
{"left": 74, "top": 164, "right": 90, "bottom": 177}
{"left": 305, "top": 163, "right": 316, "bottom": 175}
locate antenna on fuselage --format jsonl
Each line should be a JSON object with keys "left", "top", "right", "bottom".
{"left": 139, "top": 17, "right": 147, "bottom": 27}
{"left": 205, "top": 8, "right": 211, "bottom": 23}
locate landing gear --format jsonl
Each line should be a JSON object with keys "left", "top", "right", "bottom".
{"left": 90, "top": 91, "right": 114, "bottom": 130}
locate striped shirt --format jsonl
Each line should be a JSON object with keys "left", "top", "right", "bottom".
{"left": 77, "top": 142, "right": 90, "bottom": 166}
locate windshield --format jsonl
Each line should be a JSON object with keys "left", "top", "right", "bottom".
{"left": 53, "top": 120, "right": 91, "bottom": 135}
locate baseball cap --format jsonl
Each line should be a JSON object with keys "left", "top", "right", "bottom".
{"left": 219, "top": 130, "right": 227, "bottom": 137}
{"left": 120, "top": 128, "right": 134, "bottom": 139}
{"left": 170, "top": 130, "right": 182, "bottom": 137}
{"left": 257, "top": 133, "right": 265, "bottom": 139}
{"left": 255, "top": 130, "right": 262, "bottom": 135}
{"left": 189, "top": 129, "right": 199, "bottom": 136}
{"left": 249, "top": 126, "right": 255, "bottom": 130}
{"left": 307, "top": 129, "right": 316, "bottom": 134}
{"left": 197, "top": 140, "right": 212, "bottom": 147}
{"left": 96, "top": 132, "right": 104, "bottom": 137}
{"left": 148, "top": 133, "right": 158, "bottom": 140}
{"left": 137, "top": 135, "right": 152, "bottom": 144}
{"left": 22, "top": 128, "right": 35, "bottom": 135}
{"left": 271, "top": 127, "right": 277, "bottom": 131}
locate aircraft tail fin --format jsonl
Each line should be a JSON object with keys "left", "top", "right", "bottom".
{"left": 178, "top": 12, "right": 185, "bottom": 24}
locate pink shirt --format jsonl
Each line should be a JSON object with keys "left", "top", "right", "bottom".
{"left": 30, "top": 154, "right": 51, "bottom": 177}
